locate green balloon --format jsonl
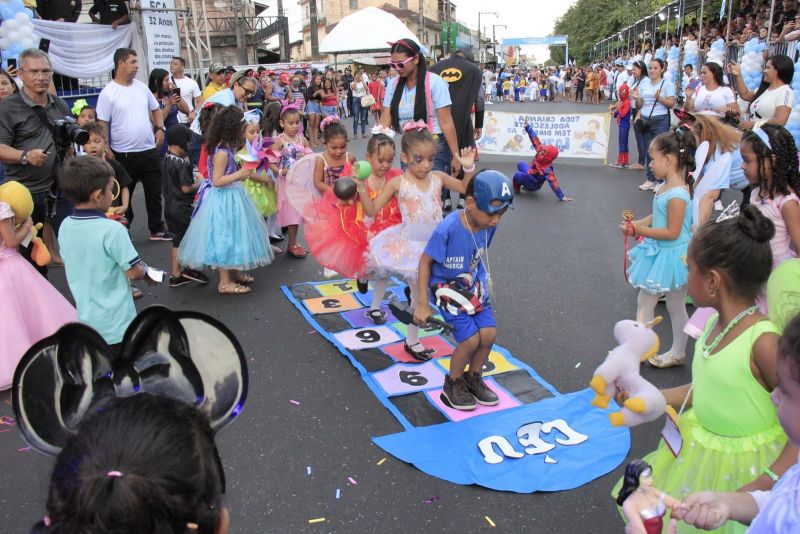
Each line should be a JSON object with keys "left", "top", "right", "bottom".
{"left": 353, "top": 160, "right": 372, "bottom": 180}
{"left": 768, "top": 259, "right": 800, "bottom": 333}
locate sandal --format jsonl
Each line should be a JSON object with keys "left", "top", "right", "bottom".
{"left": 648, "top": 352, "right": 686, "bottom": 369}
{"left": 233, "top": 273, "right": 255, "bottom": 285}
{"left": 271, "top": 245, "right": 283, "bottom": 255}
{"left": 404, "top": 341, "right": 434, "bottom": 362}
{"left": 218, "top": 283, "right": 252, "bottom": 295}
{"left": 287, "top": 244, "right": 308, "bottom": 258}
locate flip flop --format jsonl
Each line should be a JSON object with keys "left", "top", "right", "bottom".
{"left": 233, "top": 273, "right": 255, "bottom": 285}
{"left": 287, "top": 244, "right": 307, "bottom": 259}
{"left": 218, "top": 283, "right": 252, "bottom": 295}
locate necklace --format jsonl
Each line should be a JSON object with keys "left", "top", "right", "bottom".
{"left": 701, "top": 306, "right": 758, "bottom": 359}
{"left": 462, "top": 212, "right": 494, "bottom": 303}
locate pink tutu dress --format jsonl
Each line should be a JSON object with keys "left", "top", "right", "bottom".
{"left": 367, "top": 173, "right": 443, "bottom": 280}
{"left": 277, "top": 133, "right": 312, "bottom": 227}
{"left": 0, "top": 201, "right": 77, "bottom": 389}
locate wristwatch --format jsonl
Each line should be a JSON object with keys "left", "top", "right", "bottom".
{"left": 155, "top": 126, "right": 166, "bottom": 133}
{"left": 20, "top": 150, "right": 28, "bottom": 165}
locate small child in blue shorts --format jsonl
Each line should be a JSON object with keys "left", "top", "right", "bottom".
{"left": 414, "top": 170, "right": 514, "bottom": 411}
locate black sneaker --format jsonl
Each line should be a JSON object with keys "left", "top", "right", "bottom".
{"left": 357, "top": 278, "right": 369, "bottom": 294}
{"left": 182, "top": 269, "right": 210, "bottom": 284}
{"left": 404, "top": 341, "right": 434, "bottom": 362}
{"left": 169, "top": 274, "right": 192, "bottom": 287}
{"left": 456, "top": 198, "right": 465, "bottom": 210}
{"left": 269, "top": 234, "right": 285, "bottom": 243}
{"left": 365, "top": 308, "right": 387, "bottom": 325}
{"left": 442, "top": 198, "right": 452, "bottom": 211}
{"left": 463, "top": 372, "right": 500, "bottom": 406}
{"left": 441, "top": 375, "right": 476, "bottom": 410}
{"left": 149, "top": 230, "right": 174, "bottom": 241}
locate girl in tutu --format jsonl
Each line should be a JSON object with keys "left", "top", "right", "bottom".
{"left": 356, "top": 123, "right": 476, "bottom": 361}
{"left": 240, "top": 115, "right": 281, "bottom": 255}
{"left": 621, "top": 127, "right": 694, "bottom": 368}
{"left": 179, "top": 106, "right": 273, "bottom": 295}
{"left": 271, "top": 105, "right": 312, "bottom": 258}
{"left": 613, "top": 205, "right": 795, "bottom": 534}
{"left": 0, "top": 189, "right": 77, "bottom": 389}
{"left": 312, "top": 116, "right": 356, "bottom": 193}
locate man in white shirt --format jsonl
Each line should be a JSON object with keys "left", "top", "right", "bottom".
{"left": 97, "top": 48, "right": 171, "bottom": 241}
{"left": 169, "top": 56, "right": 201, "bottom": 124}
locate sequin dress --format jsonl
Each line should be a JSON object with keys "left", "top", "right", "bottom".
{"left": 367, "top": 173, "right": 443, "bottom": 280}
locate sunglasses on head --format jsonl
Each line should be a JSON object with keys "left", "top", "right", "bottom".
{"left": 389, "top": 55, "right": 417, "bottom": 70}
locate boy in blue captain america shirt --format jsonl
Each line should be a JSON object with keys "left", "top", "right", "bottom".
{"left": 413, "top": 170, "right": 514, "bottom": 411}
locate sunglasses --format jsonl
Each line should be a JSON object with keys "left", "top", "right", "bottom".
{"left": 389, "top": 55, "right": 417, "bottom": 70}
{"left": 237, "top": 83, "right": 255, "bottom": 97}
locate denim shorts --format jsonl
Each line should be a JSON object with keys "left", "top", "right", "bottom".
{"left": 306, "top": 101, "right": 322, "bottom": 115}
{"left": 322, "top": 105, "right": 338, "bottom": 117}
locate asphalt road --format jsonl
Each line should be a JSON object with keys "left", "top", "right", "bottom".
{"left": 0, "top": 99, "right": 698, "bottom": 533}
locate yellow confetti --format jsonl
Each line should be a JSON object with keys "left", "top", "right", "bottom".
{"left": 485, "top": 516, "right": 496, "bottom": 528}
{"left": 377, "top": 457, "right": 387, "bottom": 466}
{"left": 308, "top": 517, "right": 326, "bottom": 524}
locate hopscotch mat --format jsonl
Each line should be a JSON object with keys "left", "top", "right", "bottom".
{"left": 282, "top": 278, "right": 630, "bottom": 493}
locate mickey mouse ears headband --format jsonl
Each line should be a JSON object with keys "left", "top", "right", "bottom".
{"left": 13, "top": 306, "right": 248, "bottom": 456}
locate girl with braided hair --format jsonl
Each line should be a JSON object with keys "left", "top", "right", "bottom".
{"left": 621, "top": 126, "right": 696, "bottom": 368}
{"left": 741, "top": 124, "right": 800, "bottom": 272}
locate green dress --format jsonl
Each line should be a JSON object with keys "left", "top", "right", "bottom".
{"left": 613, "top": 316, "right": 785, "bottom": 533}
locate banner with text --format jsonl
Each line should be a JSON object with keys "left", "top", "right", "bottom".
{"left": 142, "top": 0, "right": 180, "bottom": 73}
{"left": 477, "top": 111, "right": 611, "bottom": 161}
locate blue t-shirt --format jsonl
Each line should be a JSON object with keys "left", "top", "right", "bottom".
{"left": 424, "top": 211, "right": 496, "bottom": 292}
{"left": 58, "top": 209, "right": 140, "bottom": 344}
{"left": 382, "top": 73, "right": 452, "bottom": 134}
{"left": 637, "top": 76, "right": 676, "bottom": 117}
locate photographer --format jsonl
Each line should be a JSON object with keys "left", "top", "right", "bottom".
{"left": 0, "top": 49, "right": 73, "bottom": 269}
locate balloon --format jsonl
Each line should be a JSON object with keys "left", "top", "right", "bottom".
{"left": 20, "top": 37, "right": 34, "bottom": 49}
{"left": 7, "top": 31, "right": 20, "bottom": 43}
{"left": 0, "top": 38, "right": 9, "bottom": 50}
{"left": 3, "top": 20, "right": 19, "bottom": 32}
{"left": 333, "top": 178, "right": 357, "bottom": 200}
{"left": 14, "top": 12, "right": 29, "bottom": 24}
{"left": 351, "top": 161, "right": 372, "bottom": 181}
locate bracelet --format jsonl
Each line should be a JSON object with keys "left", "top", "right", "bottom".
{"left": 462, "top": 164, "right": 476, "bottom": 173}
{"left": 763, "top": 467, "right": 780, "bottom": 482}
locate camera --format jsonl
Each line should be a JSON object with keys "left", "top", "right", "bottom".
{"left": 54, "top": 116, "right": 89, "bottom": 149}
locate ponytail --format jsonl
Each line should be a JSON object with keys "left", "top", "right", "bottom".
{"left": 389, "top": 39, "right": 427, "bottom": 132}
{"left": 652, "top": 126, "right": 697, "bottom": 197}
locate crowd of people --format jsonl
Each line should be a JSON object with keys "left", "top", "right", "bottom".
{"left": 0, "top": 5, "right": 799, "bottom": 530}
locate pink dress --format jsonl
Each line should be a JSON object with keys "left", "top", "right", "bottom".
{"left": 0, "top": 201, "right": 77, "bottom": 389}
{"left": 751, "top": 188, "right": 800, "bottom": 268}
{"left": 367, "top": 173, "right": 443, "bottom": 281}
{"left": 277, "top": 134, "right": 311, "bottom": 227}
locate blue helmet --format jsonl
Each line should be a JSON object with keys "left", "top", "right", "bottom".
{"left": 472, "top": 170, "right": 514, "bottom": 214}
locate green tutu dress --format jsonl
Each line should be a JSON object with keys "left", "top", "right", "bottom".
{"left": 613, "top": 316, "right": 786, "bottom": 533}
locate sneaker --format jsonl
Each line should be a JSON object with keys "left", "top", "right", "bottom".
{"left": 638, "top": 180, "right": 656, "bottom": 191}
{"left": 181, "top": 269, "right": 209, "bottom": 284}
{"left": 442, "top": 198, "right": 452, "bottom": 211}
{"left": 648, "top": 352, "right": 686, "bottom": 368}
{"left": 169, "top": 274, "right": 193, "bottom": 287}
{"left": 610, "top": 162, "right": 624, "bottom": 168}
{"left": 629, "top": 163, "right": 645, "bottom": 170}
{"left": 149, "top": 230, "right": 174, "bottom": 241}
{"left": 365, "top": 308, "right": 387, "bottom": 325}
{"left": 131, "top": 286, "right": 143, "bottom": 300}
{"left": 463, "top": 372, "right": 500, "bottom": 406}
{"left": 456, "top": 198, "right": 465, "bottom": 210}
{"left": 357, "top": 279, "right": 369, "bottom": 294}
{"left": 653, "top": 182, "right": 664, "bottom": 194}
{"left": 441, "top": 375, "right": 476, "bottom": 410}
{"left": 404, "top": 341, "right": 434, "bottom": 362}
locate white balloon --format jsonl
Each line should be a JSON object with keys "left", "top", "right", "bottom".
{"left": 14, "top": 12, "right": 29, "bottom": 24}
{"left": 0, "top": 38, "right": 9, "bottom": 50}
{"left": 7, "top": 31, "right": 20, "bottom": 43}
{"left": 18, "top": 25, "right": 31, "bottom": 38}
{"left": 20, "top": 37, "right": 34, "bottom": 49}
{"left": 3, "top": 19, "right": 18, "bottom": 32}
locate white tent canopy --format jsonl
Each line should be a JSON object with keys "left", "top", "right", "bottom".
{"left": 319, "top": 6, "right": 420, "bottom": 54}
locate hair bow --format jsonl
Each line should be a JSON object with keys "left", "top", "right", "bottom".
{"left": 203, "top": 101, "right": 218, "bottom": 110}
{"left": 281, "top": 100, "right": 301, "bottom": 113}
{"left": 71, "top": 99, "right": 89, "bottom": 117}
{"left": 371, "top": 124, "right": 396, "bottom": 138}
{"left": 320, "top": 115, "right": 341, "bottom": 131}
{"left": 715, "top": 200, "right": 740, "bottom": 223}
{"left": 753, "top": 127, "right": 773, "bottom": 152}
{"left": 402, "top": 120, "right": 428, "bottom": 133}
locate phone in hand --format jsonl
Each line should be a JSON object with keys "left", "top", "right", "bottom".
{"left": 38, "top": 39, "right": 50, "bottom": 53}
{"left": 7, "top": 58, "right": 16, "bottom": 71}
{"left": 174, "top": 87, "right": 181, "bottom": 97}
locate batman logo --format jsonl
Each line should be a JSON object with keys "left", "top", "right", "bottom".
{"left": 440, "top": 68, "right": 463, "bottom": 83}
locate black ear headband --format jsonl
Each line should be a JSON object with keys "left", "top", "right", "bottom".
{"left": 13, "top": 306, "right": 248, "bottom": 456}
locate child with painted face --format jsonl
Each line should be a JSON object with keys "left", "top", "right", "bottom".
{"left": 357, "top": 123, "right": 476, "bottom": 361}
{"left": 414, "top": 170, "right": 514, "bottom": 410}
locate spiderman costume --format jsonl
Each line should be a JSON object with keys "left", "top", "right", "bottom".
{"left": 512, "top": 124, "right": 567, "bottom": 201}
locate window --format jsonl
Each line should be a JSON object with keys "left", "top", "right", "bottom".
{"left": 349, "top": 0, "right": 357, "bottom": 9}
{"left": 399, "top": 0, "right": 407, "bottom": 8}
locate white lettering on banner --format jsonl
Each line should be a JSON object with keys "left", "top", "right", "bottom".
{"left": 142, "top": 0, "right": 180, "bottom": 73}
{"left": 476, "top": 111, "right": 611, "bottom": 161}
{"left": 477, "top": 419, "right": 589, "bottom": 465}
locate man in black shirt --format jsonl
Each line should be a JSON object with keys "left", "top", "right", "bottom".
{"left": 341, "top": 67, "right": 354, "bottom": 119}
{"left": 37, "top": 0, "right": 82, "bottom": 22}
{"left": 429, "top": 46, "right": 485, "bottom": 210}
{"left": 89, "top": 0, "right": 130, "bottom": 28}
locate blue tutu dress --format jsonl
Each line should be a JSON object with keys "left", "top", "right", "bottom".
{"left": 627, "top": 186, "right": 691, "bottom": 294}
{"left": 179, "top": 146, "right": 273, "bottom": 270}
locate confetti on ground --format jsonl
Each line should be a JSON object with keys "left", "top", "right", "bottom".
{"left": 422, "top": 496, "right": 440, "bottom": 504}
{"left": 17, "top": 446, "right": 30, "bottom": 452}
{"left": 0, "top": 415, "right": 15, "bottom": 426}
{"left": 377, "top": 457, "right": 387, "bottom": 466}
{"left": 306, "top": 466, "right": 311, "bottom": 475}
{"left": 289, "top": 400, "right": 301, "bottom": 405}
{"left": 335, "top": 488, "right": 341, "bottom": 499}
{"left": 575, "top": 362, "right": 581, "bottom": 368}
{"left": 308, "top": 517, "right": 326, "bottom": 524}
{"left": 347, "top": 476, "right": 358, "bottom": 485}
{"left": 485, "top": 516, "right": 496, "bottom": 528}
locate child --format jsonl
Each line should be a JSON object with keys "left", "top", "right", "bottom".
{"left": 513, "top": 124, "right": 573, "bottom": 202}
{"left": 241, "top": 116, "right": 280, "bottom": 255}
{"left": 162, "top": 124, "right": 208, "bottom": 288}
{"left": 57, "top": 157, "right": 157, "bottom": 350}
{"left": 82, "top": 122, "right": 131, "bottom": 223}
{"left": 539, "top": 83, "right": 548, "bottom": 102}
{"left": 271, "top": 105, "right": 312, "bottom": 259}
{"left": 413, "top": 170, "right": 514, "bottom": 410}
{"left": 357, "top": 124, "right": 476, "bottom": 361}
{"left": 73, "top": 101, "right": 97, "bottom": 128}
{"left": 312, "top": 116, "right": 356, "bottom": 193}
{"left": 31, "top": 394, "right": 231, "bottom": 533}
{"left": 179, "top": 105, "right": 273, "bottom": 295}
{"left": 529, "top": 80, "right": 539, "bottom": 102}
{"left": 622, "top": 128, "right": 694, "bottom": 368}
{"left": 196, "top": 102, "right": 223, "bottom": 181}
{"left": 502, "top": 78, "right": 512, "bottom": 102}
{"left": 741, "top": 125, "right": 800, "bottom": 271}
{"left": 672, "top": 312, "right": 800, "bottom": 533}
{"left": 610, "top": 83, "right": 632, "bottom": 168}
{"left": 613, "top": 206, "right": 795, "bottom": 534}
{"left": 0, "top": 183, "right": 76, "bottom": 389}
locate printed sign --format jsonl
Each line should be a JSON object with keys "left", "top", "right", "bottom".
{"left": 142, "top": 0, "right": 181, "bottom": 73}
{"left": 477, "top": 111, "right": 611, "bottom": 161}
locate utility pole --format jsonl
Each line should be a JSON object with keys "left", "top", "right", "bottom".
{"left": 418, "top": 0, "right": 424, "bottom": 49}
{"left": 278, "top": 0, "right": 289, "bottom": 61}
{"left": 309, "top": 0, "right": 319, "bottom": 58}
{"left": 478, "top": 11, "right": 498, "bottom": 64}
{"left": 233, "top": 0, "right": 247, "bottom": 64}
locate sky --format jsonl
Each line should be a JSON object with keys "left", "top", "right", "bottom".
{"left": 260, "top": 0, "right": 578, "bottom": 63}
